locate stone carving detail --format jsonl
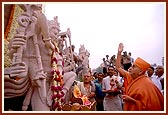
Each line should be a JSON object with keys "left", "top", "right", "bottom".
{"left": 75, "top": 45, "right": 90, "bottom": 81}
{"left": 4, "top": 4, "right": 76, "bottom": 111}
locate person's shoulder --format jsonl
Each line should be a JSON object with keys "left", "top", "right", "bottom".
{"left": 151, "top": 74, "right": 157, "bottom": 79}
{"left": 91, "top": 80, "right": 95, "bottom": 85}
{"left": 93, "top": 79, "right": 98, "bottom": 83}
{"left": 76, "top": 81, "right": 82, "bottom": 86}
{"left": 150, "top": 75, "right": 155, "bottom": 79}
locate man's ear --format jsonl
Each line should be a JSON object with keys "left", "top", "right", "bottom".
{"left": 138, "top": 69, "right": 144, "bottom": 75}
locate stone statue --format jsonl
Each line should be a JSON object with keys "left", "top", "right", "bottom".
{"left": 5, "top": 4, "right": 76, "bottom": 111}
{"left": 82, "top": 49, "right": 90, "bottom": 69}
{"left": 74, "top": 45, "right": 90, "bottom": 81}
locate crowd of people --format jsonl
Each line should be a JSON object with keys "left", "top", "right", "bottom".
{"left": 67, "top": 43, "right": 164, "bottom": 111}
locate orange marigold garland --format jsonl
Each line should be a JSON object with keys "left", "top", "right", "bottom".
{"left": 51, "top": 50, "right": 64, "bottom": 111}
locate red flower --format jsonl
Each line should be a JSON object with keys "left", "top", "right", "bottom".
{"left": 53, "top": 101, "right": 59, "bottom": 109}
{"left": 51, "top": 69, "right": 56, "bottom": 75}
{"left": 56, "top": 93, "right": 62, "bottom": 98}
{"left": 51, "top": 57, "right": 58, "bottom": 64}
{"left": 57, "top": 105, "right": 62, "bottom": 111}
{"left": 54, "top": 77, "right": 59, "bottom": 82}
{"left": 56, "top": 70, "right": 60, "bottom": 75}
{"left": 61, "top": 98, "right": 64, "bottom": 103}
{"left": 51, "top": 86, "right": 55, "bottom": 91}
{"left": 57, "top": 86, "right": 63, "bottom": 91}
{"left": 54, "top": 77, "right": 62, "bottom": 82}
{"left": 52, "top": 94, "right": 57, "bottom": 99}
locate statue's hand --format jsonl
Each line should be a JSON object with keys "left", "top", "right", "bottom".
{"left": 32, "top": 79, "right": 41, "bottom": 87}
{"left": 18, "top": 15, "right": 31, "bottom": 27}
{"left": 118, "top": 43, "right": 124, "bottom": 53}
{"left": 10, "top": 62, "right": 27, "bottom": 78}
{"left": 11, "top": 36, "right": 26, "bottom": 49}
{"left": 31, "top": 73, "right": 46, "bottom": 87}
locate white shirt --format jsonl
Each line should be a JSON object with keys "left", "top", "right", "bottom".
{"left": 151, "top": 75, "right": 164, "bottom": 93}
{"left": 102, "top": 76, "right": 113, "bottom": 91}
{"left": 102, "top": 75, "right": 123, "bottom": 91}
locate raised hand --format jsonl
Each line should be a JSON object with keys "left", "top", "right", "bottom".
{"left": 118, "top": 43, "right": 124, "bottom": 53}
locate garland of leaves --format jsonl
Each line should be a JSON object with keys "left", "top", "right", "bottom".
{"left": 51, "top": 49, "right": 65, "bottom": 111}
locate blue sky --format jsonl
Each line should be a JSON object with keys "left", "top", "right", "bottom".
{"left": 44, "top": 2, "right": 165, "bottom": 69}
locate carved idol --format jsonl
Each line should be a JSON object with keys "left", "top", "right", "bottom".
{"left": 5, "top": 4, "right": 76, "bottom": 111}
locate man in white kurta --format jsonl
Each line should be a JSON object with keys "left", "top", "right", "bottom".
{"left": 102, "top": 66, "right": 123, "bottom": 111}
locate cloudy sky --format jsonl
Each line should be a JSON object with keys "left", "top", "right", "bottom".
{"left": 44, "top": 2, "right": 165, "bottom": 69}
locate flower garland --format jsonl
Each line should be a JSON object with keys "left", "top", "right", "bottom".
{"left": 4, "top": 4, "right": 15, "bottom": 41}
{"left": 51, "top": 49, "right": 65, "bottom": 111}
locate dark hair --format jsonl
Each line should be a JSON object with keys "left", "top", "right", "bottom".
{"left": 93, "top": 72, "right": 97, "bottom": 76}
{"left": 108, "top": 66, "right": 115, "bottom": 71}
{"left": 149, "top": 66, "right": 154, "bottom": 71}
{"left": 98, "top": 72, "right": 103, "bottom": 76}
{"left": 103, "top": 67, "right": 107, "bottom": 74}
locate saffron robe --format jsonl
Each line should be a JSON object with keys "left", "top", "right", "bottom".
{"left": 123, "top": 73, "right": 133, "bottom": 95}
{"left": 124, "top": 74, "right": 164, "bottom": 111}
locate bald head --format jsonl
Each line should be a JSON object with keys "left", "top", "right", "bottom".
{"left": 155, "top": 65, "right": 164, "bottom": 77}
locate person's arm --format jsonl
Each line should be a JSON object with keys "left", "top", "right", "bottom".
{"left": 88, "top": 92, "right": 95, "bottom": 98}
{"left": 102, "top": 79, "right": 108, "bottom": 93}
{"left": 116, "top": 43, "right": 127, "bottom": 78}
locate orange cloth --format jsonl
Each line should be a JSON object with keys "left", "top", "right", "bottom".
{"left": 134, "top": 57, "right": 150, "bottom": 72}
{"left": 124, "top": 75, "right": 164, "bottom": 111}
{"left": 123, "top": 73, "right": 133, "bottom": 95}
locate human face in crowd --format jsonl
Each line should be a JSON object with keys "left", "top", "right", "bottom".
{"left": 83, "top": 74, "right": 92, "bottom": 83}
{"left": 123, "top": 51, "right": 127, "bottom": 56}
{"left": 128, "top": 64, "right": 143, "bottom": 79}
{"left": 113, "top": 70, "right": 118, "bottom": 76}
{"left": 106, "top": 55, "right": 109, "bottom": 59}
{"left": 147, "top": 67, "right": 154, "bottom": 77}
{"left": 108, "top": 67, "right": 115, "bottom": 76}
{"left": 155, "top": 66, "right": 164, "bottom": 77}
{"left": 93, "top": 72, "right": 98, "bottom": 79}
{"left": 97, "top": 73, "right": 104, "bottom": 82}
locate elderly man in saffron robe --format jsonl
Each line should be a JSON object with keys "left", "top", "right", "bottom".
{"left": 116, "top": 43, "right": 164, "bottom": 111}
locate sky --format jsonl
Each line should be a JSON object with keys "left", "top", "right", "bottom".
{"left": 44, "top": 2, "right": 165, "bottom": 69}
